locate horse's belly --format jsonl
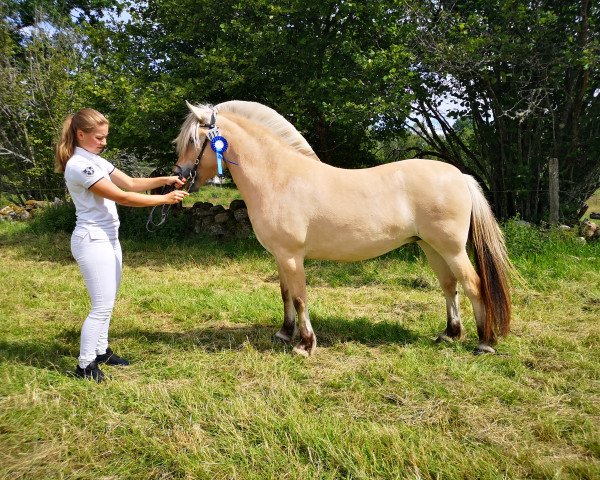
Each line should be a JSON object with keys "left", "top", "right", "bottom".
{"left": 304, "top": 229, "right": 416, "bottom": 261}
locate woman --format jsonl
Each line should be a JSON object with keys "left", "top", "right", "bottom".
{"left": 55, "top": 108, "right": 189, "bottom": 382}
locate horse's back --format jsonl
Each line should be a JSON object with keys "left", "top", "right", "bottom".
{"left": 298, "top": 159, "right": 472, "bottom": 260}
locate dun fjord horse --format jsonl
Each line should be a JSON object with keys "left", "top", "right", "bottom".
{"left": 174, "top": 101, "right": 512, "bottom": 356}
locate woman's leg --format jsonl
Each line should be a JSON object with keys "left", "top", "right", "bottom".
{"left": 71, "top": 234, "right": 121, "bottom": 368}
{"left": 95, "top": 238, "right": 122, "bottom": 356}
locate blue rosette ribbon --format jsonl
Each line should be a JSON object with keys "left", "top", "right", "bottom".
{"left": 210, "top": 136, "right": 229, "bottom": 176}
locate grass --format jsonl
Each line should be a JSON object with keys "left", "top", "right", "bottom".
{"left": 584, "top": 189, "right": 600, "bottom": 219}
{"left": 1, "top": 208, "right": 599, "bottom": 479}
{"left": 184, "top": 183, "right": 243, "bottom": 207}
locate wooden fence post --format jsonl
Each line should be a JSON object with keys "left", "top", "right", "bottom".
{"left": 549, "top": 157, "right": 559, "bottom": 224}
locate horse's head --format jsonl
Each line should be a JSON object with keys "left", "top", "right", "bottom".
{"left": 173, "top": 101, "right": 221, "bottom": 192}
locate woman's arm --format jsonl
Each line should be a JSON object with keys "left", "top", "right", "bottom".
{"left": 89, "top": 178, "right": 188, "bottom": 206}
{"left": 110, "top": 168, "right": 185, "bottom": 192}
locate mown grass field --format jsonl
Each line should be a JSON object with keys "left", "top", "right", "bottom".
{"left": 1, "top": 187, "right": 599, "bottom": 479}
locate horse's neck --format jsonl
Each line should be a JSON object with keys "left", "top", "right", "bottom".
{"left": 227, "top": 137, "right": 285, "bottom": 205}
{"left": 222, "top": 117, "right": 297, "bottom": 203}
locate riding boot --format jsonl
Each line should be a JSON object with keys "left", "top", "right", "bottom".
{"left": 95, "top": 347, "right": 130, "bottom": 366}
{"left": 74, "top": 360, "right": 105, "bottom": 383}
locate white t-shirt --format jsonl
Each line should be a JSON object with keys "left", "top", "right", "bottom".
{"left": 64, "top": 147, "right": 120, "bottom": 239}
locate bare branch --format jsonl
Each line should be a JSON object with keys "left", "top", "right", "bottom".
{"left": 0, "top": 148, "right": 36, "bottom": 165}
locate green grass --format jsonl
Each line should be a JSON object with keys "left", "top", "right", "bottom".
{"left": 184, "top": 184, "right": 243, "bottom": 207}
{"left": 584, "top": 189, "right": 600, "bottom": 219}
{"left": 1, "top": 215, "right": 599, "bottom": 479}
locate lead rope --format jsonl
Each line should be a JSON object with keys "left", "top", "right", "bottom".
{"left": 146, "top": 193, "right": 174, "bottom": 232}
{"left": 145, "top": 138, "right": 206, "bottom": 232}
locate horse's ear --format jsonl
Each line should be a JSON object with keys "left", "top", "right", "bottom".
{"left": 185, "top": 101, "right": 207, "bottom": 123}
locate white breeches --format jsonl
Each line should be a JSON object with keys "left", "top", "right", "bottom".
{"left": 71, "top": 233, "right": 122, "bottom": 368}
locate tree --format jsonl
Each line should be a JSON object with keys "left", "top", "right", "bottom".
{"left": 0, "top": 9, "right": 89, "bottom": 202}
{"left": 402, "top": 0, "right": 600, "bottom": 223}
{"left": 121, "top": 0, "right": 415, "bottom": 168}
{"left": 0, "top": 1, "right": 151, "bottom": 202}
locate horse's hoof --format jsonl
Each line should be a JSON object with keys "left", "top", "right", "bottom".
{"left": 474, "top": 344, "right": 496, "bottom": 355}
{"left": 292, "top": 345, "right": 310, "bottom": 357}
{"left": 273, "top": 331, "right": 292, "bottom": 344}
{"left": 435, "top": 333, "right": 455, "bottom": 343}
{"left": 292, "top": 337, "right": 316, "bottom": 357}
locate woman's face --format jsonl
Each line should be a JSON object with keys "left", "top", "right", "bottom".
{"left": 77, "top": 124, "right": 109, "bottom": 154}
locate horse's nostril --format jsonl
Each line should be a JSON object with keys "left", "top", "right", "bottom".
{"left": 173, "top": 165, "right": 188, "bottom": 180}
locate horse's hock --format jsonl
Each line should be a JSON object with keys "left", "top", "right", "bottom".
{"left": 186, "top": 199, "right": 253, "bottom": 238}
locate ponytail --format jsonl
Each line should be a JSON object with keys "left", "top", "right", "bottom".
{"left": 54, "top": 108, "right": 109, "bottom": 173}
{"left": 54, "top": 115, "right": 75, "bottom": 173}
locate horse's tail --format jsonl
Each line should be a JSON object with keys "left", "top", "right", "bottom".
{"left": 465, "top": 175, "right": 512, "bottom": 344}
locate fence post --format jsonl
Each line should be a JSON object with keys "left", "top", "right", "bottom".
{"left": 549, "top": 157, "right": 559, "bottom": 224}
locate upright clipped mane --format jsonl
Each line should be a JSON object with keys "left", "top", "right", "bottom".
{"left": 175, "top": 101, "right": 320, "bottom": 162}
{"left": 217, "top": 101, "right": 320, "bottom": 161}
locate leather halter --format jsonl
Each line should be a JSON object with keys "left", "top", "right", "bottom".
{"left": 175, "top": 109, "right": 217, "bottom": 192}
{"left": 146, "top": 109, "right": 216, "bottom": 232}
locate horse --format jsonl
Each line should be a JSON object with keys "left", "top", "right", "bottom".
{"left": 173, "top": 100, "right": 512, "bottom": 357}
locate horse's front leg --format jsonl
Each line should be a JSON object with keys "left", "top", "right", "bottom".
{"left": 274, "top": 264, "right": 297, "bottom": 343}
{"left": 276, "top": 254, "right": 316, "bottom": 357}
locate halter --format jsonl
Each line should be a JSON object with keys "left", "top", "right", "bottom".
{"left": 146, "top": 109, "right": 220, "bottom": 232}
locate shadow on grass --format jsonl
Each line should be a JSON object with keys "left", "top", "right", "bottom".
{"left": 0, "top": 338, "right": 77, "bottom": 370}
{"left": 115, "top": 315, "right": 423, "bottom": 353}
{"left": 1, "top": 316, "right": 426, "bottom": 373}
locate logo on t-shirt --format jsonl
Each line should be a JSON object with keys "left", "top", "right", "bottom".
{"left": 83, "top": 166, "right": 95, "bottom": 176}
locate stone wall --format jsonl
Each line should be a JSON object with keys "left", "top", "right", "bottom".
{"left": 186, "top": 199, "right": 254, "bottom": 238}
{"left": 0, "top": 200, "right": 49, "bottom": 221}
{"left": 0, "top": 198, "right": 255, "bottom": 238}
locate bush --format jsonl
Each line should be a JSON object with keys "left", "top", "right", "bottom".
{"left": 29, "top": 202, "right": 76, "bottom": 234}
{"left": 117, "top": 205, "right": 193, "bottom": 240}
{"left": 28, "top": 200, "right": 193, "bottom": 241}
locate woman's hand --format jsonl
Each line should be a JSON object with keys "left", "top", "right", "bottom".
{"left": 165, "top": 175, "right": 186, "bottom": 188}
{"left": 162, "top": 189, "right": 189, "bottom": 204}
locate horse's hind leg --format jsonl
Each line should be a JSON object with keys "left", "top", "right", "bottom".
{"left": 274, "top": 263, "right": 297, "bottom": 343}
{"left": 441, "top": 250, "right": 494, "bottom": 354}
{"left": 418, "top": 241, "right": 464, "bottom": 342}
{"left": 276, "top": 254, "right": 316, "bottom": 357}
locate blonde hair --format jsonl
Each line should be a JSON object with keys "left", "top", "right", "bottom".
{"left": 54, "top": 108, "right": 109, "bottom": 173}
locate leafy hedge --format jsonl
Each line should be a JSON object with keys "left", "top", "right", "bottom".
{"left": 29, "top": 202, "right": 192, "bottom": 240}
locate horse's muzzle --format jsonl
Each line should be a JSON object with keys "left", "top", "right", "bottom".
{"left": 173, "top": 165, "right": 190, "bottom": 180}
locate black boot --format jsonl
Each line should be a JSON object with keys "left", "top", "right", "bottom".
{"left": 74, "top": 360, "right": 105, "bottom": 383}
{"left": 95, "top": 347, "right": 130, "bottom": 366}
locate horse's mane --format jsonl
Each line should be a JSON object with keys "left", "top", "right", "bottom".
{"left": 175, "top": 100, "right": 320, "bottom": 162}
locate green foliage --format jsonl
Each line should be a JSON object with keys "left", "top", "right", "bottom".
{"left": 28, "top": 202, "right": 76, "bottom": 234}
{"left": 404, "top": 0, "right": 600, "bottom": 223}
{"left": 119, "top": 0, "right": 414, "bottom": 168}
{"left": 502, "top": 219, "right": 594, "bottom": 259}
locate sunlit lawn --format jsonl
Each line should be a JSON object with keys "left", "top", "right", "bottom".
{"left": 0, "top": 200, "right": 599, "bottom": 479}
